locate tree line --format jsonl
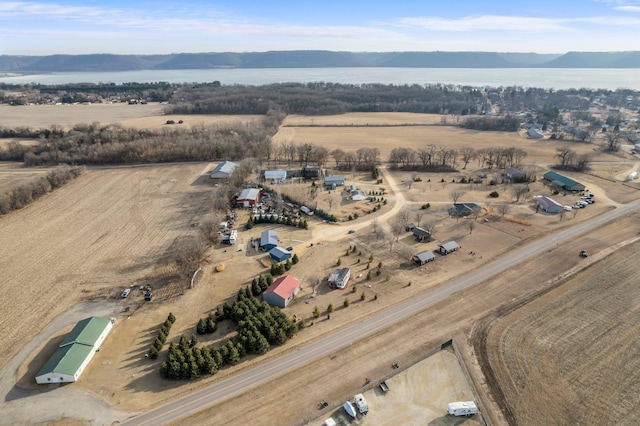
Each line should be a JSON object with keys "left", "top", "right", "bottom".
{"left": 0, "top": 165, "right": 84, "bottom": 215}
{"left": 0, "top": 111, "right": 284, "bottom": 167}
{"left": 388, "top": 145, "right": 528, "bottom": 171}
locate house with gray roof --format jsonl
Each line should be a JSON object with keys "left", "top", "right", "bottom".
{"left": 260, "top": 230, "right": 278, "bottom": 251}
{"left": 328, "top": 268, "right": 351, "bottom": 289}
{"left": 533, "top": 195, "right": 564, "bottom": 213}
{"left": 438, "top": 241, "right": 460, "bottom": 255}
{"left": 412, "top": 227, "right": 431, "bottom": 242}
{"left": 413, "top": 251, "right": 435, "bottom": 265}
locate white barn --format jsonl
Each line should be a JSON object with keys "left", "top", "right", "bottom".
{"left": 36, "top": 317, "right": 113, "bottom": 384}
{"left": 210, "top": 161, "right": 237, "bottom": 179}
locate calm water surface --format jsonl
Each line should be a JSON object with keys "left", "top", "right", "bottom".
{"left": 1, "top": 68, "right": 639, "bottom": 90}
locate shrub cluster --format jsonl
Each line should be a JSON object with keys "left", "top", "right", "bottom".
{"left": 0, "top": 165, "right": 84, "bottom": 215}
{"left": 148, "top": 312, "right": 176, "bottom": 359}
{"left": 246, "top": 214, "right": 308, "bottom": 230}
{"left": 160, "top": 289, "right": 300, "bottom": 380}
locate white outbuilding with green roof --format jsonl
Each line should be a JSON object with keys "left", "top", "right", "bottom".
{"left": 36, "top": 316, "right": 113, "bottom": 384}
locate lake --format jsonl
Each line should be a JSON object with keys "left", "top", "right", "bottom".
{"left": 1, "top": 68, "right": 639, "bottom": 90}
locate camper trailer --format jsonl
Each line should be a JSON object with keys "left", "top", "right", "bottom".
{"left": 447, "top": 401, "right": 477, "bottom": 417}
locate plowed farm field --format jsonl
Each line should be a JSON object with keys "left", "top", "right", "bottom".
{"left": 0, "top": 163, "right": 214, "bottom": 371}
{"left": 481, "top": 238, "right": 640, "bottom": 425}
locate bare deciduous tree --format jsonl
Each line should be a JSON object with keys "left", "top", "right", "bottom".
{"left": 460, "top": 147, "right": 475, "bottom": 169}
{"left": 450, "top": 190, "right": 466, "bottom": 204}
{"left": 512, "top": 184, "right": 529, "bottom": 202}
{"left": 497, "top": 204, "right": 511, "bottom": 217}
{"left": 468, "top": 220, "right": 475, "bottom": 234}
{"left": 399, "top": 208, "right": 412, "bottom": 227}
{"left": 391, "top": 220, "right": 405, "bottom": 241}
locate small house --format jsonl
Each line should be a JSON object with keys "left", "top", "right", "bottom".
{"left": 438, "top": 241, "right": 460, "bottom": 255}
{"left": 412, "top": 227, "right": 431, "bottom": 242}
{"left": 505, "top": 167, "right": 526, "bottom": 181}
{"left": 264, "top": 170, "right": 287, "bottom": 184}
{"left": 262, "top": 275, "right": 301, "bottom": 308}
{"left": 328, "top": 268, "right": 351, "bottom": 289}
{"left": 324, "top": 176, "right": 345, "bottom": 188}
{"left": 236, "top": 188, "right": 261, "bottom": 207}
{"left": 210, "top": 161, "right": 237, "bottom": 179}
{"left": 269, "top": 247, "right": 291, "bottom": 263}
{"left": 526, "top": 128, "right": 544, "bottom": 139}
{"left": 350, "top": 189, "right": 366, "bottom": 201}
{"left": 260, "top": 230, "right": 278, "bottom": 251}
{"left": 533, "top": 195, "right": 563, "bottom": 213}
{"left": 413, "top": 250, "right": 435, "bottom": 265}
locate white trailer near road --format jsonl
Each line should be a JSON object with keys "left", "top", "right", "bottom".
{"left": 447, "top": 401, "right": 477, "bottom": 416}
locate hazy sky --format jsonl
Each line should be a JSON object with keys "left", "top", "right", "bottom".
{"left": 1, "top": 0, "right": 640, "bottom": 55}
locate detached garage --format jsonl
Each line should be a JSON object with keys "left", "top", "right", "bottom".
{"left": 269, "top": 247, "right": 292, "bottom": 262}
{"left": 262, "top": 275, "right": 301, "bottom": 308}
{"left": 36, "top": 316, "right": 113, "bottom": 384}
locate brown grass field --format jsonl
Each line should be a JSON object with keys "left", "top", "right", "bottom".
{"left": 2, "top": 105, "right": 640, "bottom": 424}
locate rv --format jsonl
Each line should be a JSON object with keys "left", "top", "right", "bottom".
{"left": 300, "top": 206, "right": 314, "bottom": 216}
{"left": 447, "top": 401, "right": 477, "bottom": 417}
{"left": 354, "top": 394, "right": 369, "bottom": 414}
{"left": 229, "top": 230, "right": 237, "bottom": 245}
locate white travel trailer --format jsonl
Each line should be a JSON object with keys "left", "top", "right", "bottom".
{"left": 447, "top": 401, "right": 477, "bottom": 417}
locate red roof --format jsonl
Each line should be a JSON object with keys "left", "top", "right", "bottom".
{"left": 263, "top": 275, "right": 300, "bottom": 300}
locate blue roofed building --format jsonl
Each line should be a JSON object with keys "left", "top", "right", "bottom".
{"left": 260, "top": 230, "right": 278, "bottom": 251}
{"left": 269, "top": 246, "right": 292, "bottom": 262}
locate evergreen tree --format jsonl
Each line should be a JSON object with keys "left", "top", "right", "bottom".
{"left": 292, "top": 253, "right": 299, "bottom": 264}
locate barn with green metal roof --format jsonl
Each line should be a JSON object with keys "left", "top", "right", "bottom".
{"left": 36, "top": 316, "right": 113, "bottom": 384}
{"left": 543, "top": 171, "right": 586, "bottom": 192}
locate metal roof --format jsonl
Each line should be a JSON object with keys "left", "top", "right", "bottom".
{"left": 329, "top": 268, "right": 350, "bottom": 282}
{"left": 264, "top": 170, "right": 287, "bottom": 179}
{"left": 211, "top": 161, "right": 236, "bottom": 176}
{"left": 37, "top": 342, "right": 94, "bottom": 377}
{"left": 324, "top": 176, "right": 345, "bottom": 183}
{"left": 260, "top": 229, "right": 278, "bottom": 247}
{"left": 414, "top": 251, "right": 435, "bottom": 262}
{"left": 263, "top": 275, "right": 301, "bottom": 300}
{"left": 412, "top": 227, "right": 430, "bottom": 237}
{"left": 269, "top": 246, "right": 291, "bottom": 261}
{"left": 60, "top": 316, "right": 111, "bottom": 347}
{"left": 238, "top": 188, "right": 260, "bottom": 201}
{"left": 543, "top": 171, "right": 584, "bottom": 190}
{"left": 440, "top": 241, "right": 459, "bottom": 252}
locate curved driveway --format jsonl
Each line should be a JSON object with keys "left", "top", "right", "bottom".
{"left": 123, "top": 192, "right": 640, "bottom": 425}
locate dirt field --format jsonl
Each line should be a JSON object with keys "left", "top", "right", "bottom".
{"left": 477, "top": 238, "right": 640, "bottom": 425}
{"left": 306, "top": 348, "right": 482, "bottom": 426}
{"left": 2, "top": 110, "right": 640, "bottom": 425}
{"left": 0, "top": 103, "right": 261, "bottom": 130}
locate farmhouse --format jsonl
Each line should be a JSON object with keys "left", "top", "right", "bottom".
{"left": 413, "top": 251, "right": 435, "bottom": 265}
{"left": 533, "top": 195, "right": 564, "bottom": 213}
{"left": 36, "top": 316, "right": 113, "bottom": 384}
{"left": 438, "top": 241, "right": 460, "bottom": 255}
{"left": 350, "top": 189, "right": 366, "bottom": 201}
{"left": 452, "top": 203, "right": 480, "bottom": 217}
{"left": 269, "top": 246, "right": 291, "bottom": 263}
{"left": 262, "top": 275, "right": 301, "bottom": 308}
{"left": 505, "top": 167, "right": 526, "bottom": 181}
{"left": 324, "top": 176, "right": 345, "bottom": 188}
{"left": 260, "top": 230, "right": 278, "bottom": 251}
{"left": 412, "top": 227, "right": 431, "bottom": 242}
{"left": 210, "top": 161, "right": 237, "bottom": 179}
{"left": 543, "top": 171, "right": 586, "bottom": 192}
{"left": 264, "top": 170, "right": 287, "bottom": 184}
{"left": 328, "top": 268, "right": 351, "bottom": 289}
{"left": 236, "top": 188, "right": 261, "bottom": 207}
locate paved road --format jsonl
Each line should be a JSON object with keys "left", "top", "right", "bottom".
{"left": 122, "top": 195, "right": 640, "bottom": 425}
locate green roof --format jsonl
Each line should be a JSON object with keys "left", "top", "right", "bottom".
{"left": 60, "top": 316, "right": 110, "bottom": 347}
{"left": 37, "top": 316, "right": 111, "bottom": 380}
{"left": 37, "top": 343, "right": 93, "bottom": 377}
{"left": 543, "top": 171, "right": 584, "bottom": 190}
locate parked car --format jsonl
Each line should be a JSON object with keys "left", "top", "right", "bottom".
{"left": 580, "top": 250, "right": 588, "bottom": 258}
{"left": 121, "top": 288, "right": 131, "bottom": 298}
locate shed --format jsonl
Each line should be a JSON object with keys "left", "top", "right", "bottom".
{"left": 36, "top": 317, "right": 112, "bottom": 384}
{"left": 438, "top": 241, "right": 460, "bottom": 255}
{"left": 405, "top": 223, "right": 415, "bottom": 232}
{"left": 264, "top": 170, "right": 287, "bottom": 184}
{"left": 210, "top": 161, "right": 237, "bottom": 179}
{"left": 262, "top": 275, "right": 301, "bottom": 308}
{"left": 412, "top": 227, "right": 431, "bottom": 242}
{"left": 236, "top": 188, "right": 261, "bottom": 207}
{"left": 269, "top": 247, "right": 292, "bottom": 262}
{"left": 260, "top": 230, "right": 278, "bottom": 251}
{"left": 533, "top": 195, "right": 563, "bottom": 213}
{"left": 324, "top": 176, "right": 345, "bottom": 188}
{"left": 526, "top": 128, "right": 544, "bottom": 139}
{"left": 328, "top": 268, "right": 351, "bottom": 289}
{"left": 543, "top": 171, "right": 585, "bottom": 192}
{"left": 413, "top": 250, "right": 436, "bottom": 265}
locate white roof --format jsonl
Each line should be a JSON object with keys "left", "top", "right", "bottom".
{"left": 238, "top": 188, "right": 260, "bottom": 201}
{"left": 211, "top": 161, "right": 236, "bottom": 177}
{"left": 324, "top": 419, "right": 336, "bottom": 426}
{"left": 265, "top": 170, "right": 287, "bottom": 179}
{"left": 447, "top": 401, "right": 477, "bottom": 410}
